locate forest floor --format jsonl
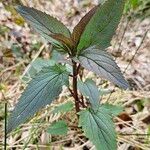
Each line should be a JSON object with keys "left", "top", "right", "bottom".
{"left": 0, "top": 0, "right": 150, "bottom": 150}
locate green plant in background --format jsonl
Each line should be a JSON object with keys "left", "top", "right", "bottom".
{"left": 124, "top": 0, "right": 150, "bottom": 18}
{"left": 7, "top": 0, "right": 129, "bottom": 149}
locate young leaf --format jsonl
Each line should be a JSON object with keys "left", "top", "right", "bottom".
{"left": 79, "top": 107, "right": 117, "bottom": 150}
{"left": 74, "top": 46, "right": 129, "bottom": 89}
{"left": 77, "top": 0, "right": 126, "bottom": 51}
{"left": 16, "top": 5, "right": 71, "bottom": 48}
{"left": 100, "top": 104, "right": 124, "bottom": 116}
{"left": 77, "top": 79, "right": 100, "bottom": 107}
{"left": 51, "top": 33, "right": 74, "bottom": 50}
{"left": 7, "top": 65, "right": 69, "bottom": 133}
{"left": 52, "top": 101, "right": 74, "bottom": 114}
{"left": 47, "top": 120, "right": 68, "bottom": 135}
{"left": 71, "top": 5, "right": 99, "bottom": 46}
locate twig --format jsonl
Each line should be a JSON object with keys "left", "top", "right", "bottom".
{"left": 123, "top": 30, "right": 148, "bottom": 74}
{"left": 20, "top": 44, "right": 46, "bottom": 79}
{"left": 2, "top": 92, "right": 7, "bottom": 150}
{"left": 106, "top": 30, "right": 148, "bottom": 102}
{"left": 119, "top": 133, "right": 150, "bottom": 136}
{"left": 117, "top": 17, "right": 130, "bottom": 54}
{"left": 4, "top": 102, "right": 7, "bottom": 150}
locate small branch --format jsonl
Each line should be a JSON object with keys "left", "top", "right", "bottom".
{"left": 106, "top": 30, "right": 148, "bottom": 103}
{"left": 77, "top": 64, "right": 81, "bottom": 74}
{"left": 123, "top": 30, "right": 148, "bottom": 74}
{"left": 119, "top": 133, "right": 150, "bottom": 136}
{"left": 4, "top": 102, "right": 7, "bottom": 150}
{"left": 2, "top": 92, "right": 7, "bottom": 150}
{"left": 80, "top": 95, "right": 86, "bottom": 108}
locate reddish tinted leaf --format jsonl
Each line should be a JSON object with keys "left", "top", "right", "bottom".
{"left": 71, "top": 5, "right": 99, "bottom": 46}
{"left": 77, "top": 0, "right": 126, "bottom": 52}
{"left": 16, "top": 5, "right": 71, "bottom": 49}
{"left": 51, "top": 34, "right": 74, "bottom": 50}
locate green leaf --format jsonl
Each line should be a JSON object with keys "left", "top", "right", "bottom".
{"left": 52, "top": 101, "right": 74, "bottom": 114}
{"left": 71, "top": 5, "right": 99, "bottom": 46}
{"left": 22, "top": 58, "right": 56, "bottom": 82}
{"left": 74, "top": 46, "right": 129, "bottom": 89}
{"left": 79, "top": 107, "right": 117, "bottom": 150}
{"left": 77, "top": 0, "right": 126, "bottom": 51}
{"left": 7, "top": 65, "right": 69, "bottom": 133}
{"left": 16, "top": 5, "right": 71, "bottom": 48}
{"left": 100, "top": 104, "right": 124, "bottom": 116}
{"left": 78, "top": 79, "right": 100, "bottom": 107}
{"left": 47, "top": 120, "right": 68, "bottom": 135}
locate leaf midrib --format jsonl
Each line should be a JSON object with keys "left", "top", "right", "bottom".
{"left": 80, "top": 55, "right": 127, "bottom": 87}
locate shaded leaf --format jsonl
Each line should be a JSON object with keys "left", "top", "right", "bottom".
{"left": 79, "top": 107, "right": 117, "bottom": 150}
{"left": 74, "top": 46, "right": 129, "bottom": 89}
{"left": 78, "top": 79, "right": 100, "bottom": 107}
{"left": 52, "top": 101, "right": 74, "bottom": 114}
{"left": 71, "top": 5, "right": 99, "bottom": 46}
{"left": 16, "top": 5, "right": 71, "bottom": 48}
{"left": 77, "top": 0, "right": 126, "bottom": 52}
{"left": 7, "top": 65, "right": 69, "bottom": 133}
{"left": 47, "top": 120, "right": 68, "bottom": 135}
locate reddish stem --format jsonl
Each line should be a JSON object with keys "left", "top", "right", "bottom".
{"left": 72, "top": 60, "right": 80, "bottom": 113}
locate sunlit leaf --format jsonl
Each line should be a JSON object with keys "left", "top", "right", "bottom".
{"left": 7, "top": 65, "right": 69, "bottom": 133}
{"left": 77, "top": 0, "right": 126, "bottom": 52}
{"left": 79, "top": 107, "right": 117, "bottom": 150}
{"left": 74, "top": 46, "right": 129, "bottom": 89}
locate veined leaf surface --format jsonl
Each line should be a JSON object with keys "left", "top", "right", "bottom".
{"left": 78, "top": 79, "right": 100, "bottom": 107}
{"left": 7, "top": 65, "right": 69, "bottom": 133}
{"left": 74, "top": 46, "right": 129, "bottom": 89}
{"left": 77, "top": 0, "right": 126, "bottom": 52}
{"left": 16, "top": 5, "right": 71, "bottom": 47}
{"left": 79, "top": 107, "right": 117, "bottom": 150}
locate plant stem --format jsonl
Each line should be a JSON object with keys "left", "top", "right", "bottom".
{"left": 4, "top": 102, "right": 7, "bottom": 150}
{"left": 72, "top": 60, "right": 80, "bottom": 113}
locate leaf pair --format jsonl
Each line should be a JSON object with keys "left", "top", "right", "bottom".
{"left": 15, "top": 4, "right": 99, "bottom": 53}
{"left": 78, "top": 79, "right": 123, "bottom": 150}
{"left": 16, "top": 0, "right": 125, "bottom": 54}
{"left": 79, "top": 107, "right": 117, "bottom": 150}
{"left": 79, "top": 104, "right": 123, "bottom": 150}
